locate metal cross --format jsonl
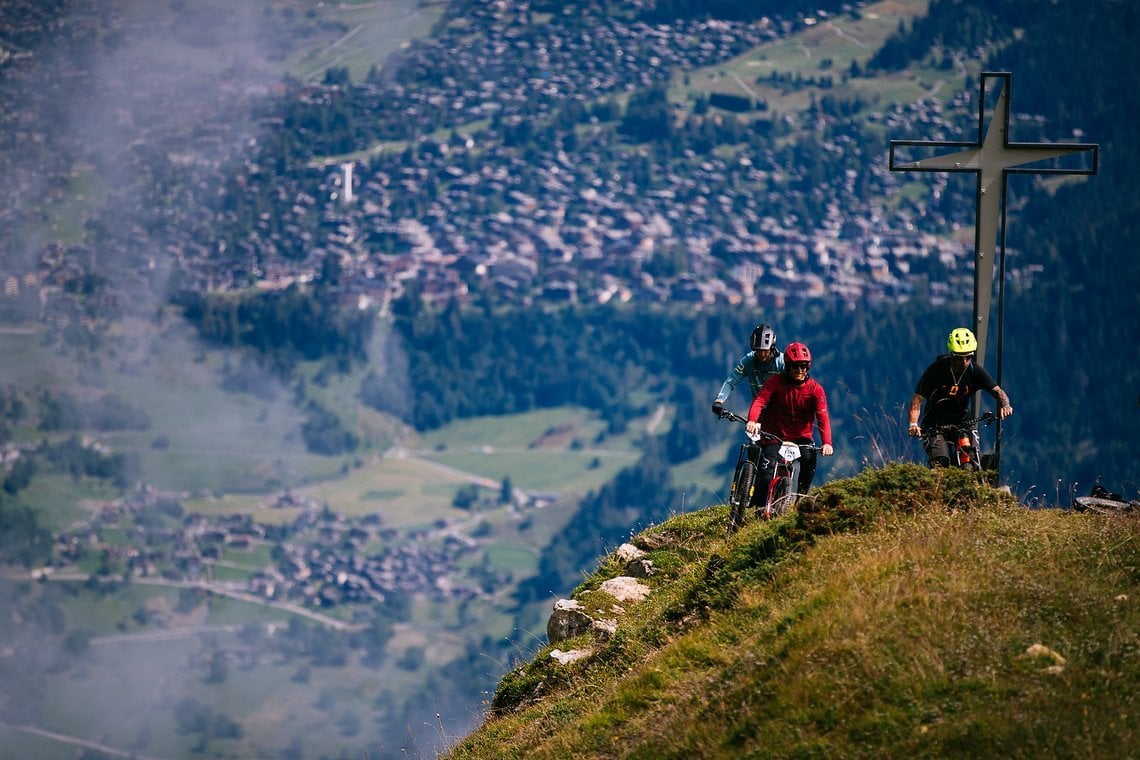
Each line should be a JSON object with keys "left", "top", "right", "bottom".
{"left": 889, "top": 71, "right": 1098, "bottom": 477}
{"left": 889, "top": 71, "right": 1098, "bottom": 364}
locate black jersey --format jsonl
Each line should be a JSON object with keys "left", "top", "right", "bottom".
{"left": 915, "top": 355, "right": 998, "bottom": 428}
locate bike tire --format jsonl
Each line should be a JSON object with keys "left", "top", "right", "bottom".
{"left": 762, "top": 474, "right": 796, "bottom": 519}
{"left": 962, "top": 447, "right": 983, "bottom": 472}
{"left": 1072, "top": 496, "right": 1137, "bottom": 515}
{"left": 728, "top": 460, "right": 757, "bottom": 534}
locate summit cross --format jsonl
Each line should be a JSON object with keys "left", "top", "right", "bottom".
{"left": 888, "top": 71, "right": 1098, "bottom": 365}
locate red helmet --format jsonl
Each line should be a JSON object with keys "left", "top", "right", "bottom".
{"left": 784, "top": 342, "right": 812, "bottom": 365}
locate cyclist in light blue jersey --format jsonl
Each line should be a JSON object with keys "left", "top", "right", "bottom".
{"left": 711, "top": 324, "right": 784, "bottom": 415}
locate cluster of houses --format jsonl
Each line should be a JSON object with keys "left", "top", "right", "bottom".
{"left": 0, "top": 0, "right": 992, "bottom": 338}
{"left": 53, "top": 486, "right": 488, "bottom": 609}
{"left": 163, "top": 1, "right": 979, "bottom": 317}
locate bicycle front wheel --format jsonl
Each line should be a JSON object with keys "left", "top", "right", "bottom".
{"left": 762, "top": 474, "right": 796, "bottom": 519}
{"left": 728, "top": 460, "right": 757, "bottom": 534}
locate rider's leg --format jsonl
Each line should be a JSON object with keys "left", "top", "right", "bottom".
{"left": 797, "top": 445, "right": 818, "bottom": 493}
{"left": 757, "top": 443, "right": 779, "bottom": 497}
{"left": 924, "top": 434, "right": 950, "bottom": 468}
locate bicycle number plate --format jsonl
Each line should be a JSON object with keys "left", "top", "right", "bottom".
{"left": 777, "top": 442, "right": 801, "bottom": 463}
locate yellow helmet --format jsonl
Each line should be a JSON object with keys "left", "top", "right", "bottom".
{"left": 947, "top": 327, "right": 978, "bottom": 355}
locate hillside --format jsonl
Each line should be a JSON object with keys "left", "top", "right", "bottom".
{"left": 446, "top": 465, "right": 1139, "bottom": 758}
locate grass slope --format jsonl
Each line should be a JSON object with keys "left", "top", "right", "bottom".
{"left": 676, "top": 0, "right": 937, "bottom": 120}
{"left": 447, "top": 464, "right": 1139, "bottom": 758}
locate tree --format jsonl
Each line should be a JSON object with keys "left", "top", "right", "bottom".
{"left": 619, "top": 86, "right": 673, "bottom": 142}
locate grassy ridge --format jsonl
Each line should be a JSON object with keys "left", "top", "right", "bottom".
{"left": 447, "top": 465, "right": 1139, "bottom": 758}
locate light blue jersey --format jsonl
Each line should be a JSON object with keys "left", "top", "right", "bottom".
{"left": 715, "top": 349, "right": 785, "bottom": 405}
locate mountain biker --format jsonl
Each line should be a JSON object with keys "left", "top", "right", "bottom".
{"left": 711, "top": 324, "right": 784, "bottom": 415}
{"left": 744, "top": 342, "right": 834, "bottom": 494}
{"left": 907, "top": 327, "right": 1013, "bottom": 467}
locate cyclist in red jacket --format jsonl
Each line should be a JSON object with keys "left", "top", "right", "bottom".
{"left": 745, "top": 342, "right": 834, "bottom": 494}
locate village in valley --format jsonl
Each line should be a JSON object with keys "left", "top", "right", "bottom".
{"left": 44, "top": 483, "right": 506, "bottom": 621}
{"left": 1, "top": 1, "right": 991, "bottom": 338}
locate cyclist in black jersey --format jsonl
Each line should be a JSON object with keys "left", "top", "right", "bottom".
{"left": 907, "top": 327, "right": 1013, "bottom": 467}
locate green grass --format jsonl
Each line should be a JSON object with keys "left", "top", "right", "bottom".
{"left": 445, "top": 464, "right": 1140, "bottom": 759}
{"left": 36, "top": 167, "right": 106, "bottom": 243}
{"left": 413, "top": 406, "right": 648, "bottom": 492}
{"left": 58, "top": 583, "right": 181, "bottom": 635}
{"left": 430, "top": 448, "right": 634, "bottom": 493}
{"left": 0, "top": 328, "right": 75, "bottom": 389}
{"left": 3, "top": 319, "right": 357, "bottom": 500}
{"left": 14, "top": 477, "right": 113, "bottom": 533}
{"left": 220, "top": 541, "right": 272, "bottom": 569}
{"left": 671, "top": 0, "right": 971, "bottom": 126}
{"left": 484, "top": 543, "right": 542, "bottom": 576}
{"left": 418, "top": 407, "right": 607, "bottom": 451}
{"left": 285, "top": 0, "right": 446, "bottom": 83}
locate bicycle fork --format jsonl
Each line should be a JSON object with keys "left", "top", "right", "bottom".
{"left": 758, "top": 455, "right": 801, "bottom": 519}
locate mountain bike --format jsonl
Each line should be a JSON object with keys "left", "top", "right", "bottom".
{"left": 920, "top": 412, "right": 998, "bottom": 471}
{"left": 715, "top": 408, "right": 821, "bottom": 533}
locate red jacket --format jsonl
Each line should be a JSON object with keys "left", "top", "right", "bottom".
{"left": 747, "top": 373, "right": 832, "bottom": 445}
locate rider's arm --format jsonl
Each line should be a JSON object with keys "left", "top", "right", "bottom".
{"left": 907, "top": 392, "right": 925, "bottom": 435}
{"left": 714, "top": 353, "right": 750, "bottom": 404}
{"left": 990, "top": 385, "right": 1013, "bottom": 418}
{"left": 813, "top": 383, "right": 833, "bottom": 445}
{"left": 814, "top": 384, "right": 835, "bottom": 456}
{"left": 974, "top": 364, "right": 1013, "bottom": 419}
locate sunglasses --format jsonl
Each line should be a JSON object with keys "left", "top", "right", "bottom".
{"left": 788, "top": 363, "right": 810, "bottom": 371}
{"left": 951, "top": 353, "right": 974, "bottom": 362}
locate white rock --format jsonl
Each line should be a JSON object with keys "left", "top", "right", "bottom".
{"left": 1024, "top": 643, "right": 1066, "bottom": 668}
{"left": 592, "top": 619, "right": 618, "bottom": 638}
{"left": 549, "top": 648, "right": 592, "bottom": 665}
{"left": 615, "top": 543, "right": 646, "bottom": 563}
{"left": 599, "top": 576, "right": 650, "bottom": 602}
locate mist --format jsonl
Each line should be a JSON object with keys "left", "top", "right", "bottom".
{"left": 1, "top": 2, "right": 450, "bottom": 757}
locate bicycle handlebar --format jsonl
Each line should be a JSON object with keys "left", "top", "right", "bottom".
{"left": 714, "top": 408, "right": 749, "bottom": 425}
{"left": 923, "top": 411, "right": 998, "bottom": 433}
{"left": 713, "top": 408, "right": 823, "bottom": 451}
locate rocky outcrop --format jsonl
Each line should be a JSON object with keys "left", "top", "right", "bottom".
{"left": 546, "top": 598, "right": 594, "bottom": 643}
{"left": 545, "top": 543, "right": 656, "bottom": 652}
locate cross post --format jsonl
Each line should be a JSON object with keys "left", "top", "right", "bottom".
{"left": 889, "top": 71, "right": 1098, "bottom": 477}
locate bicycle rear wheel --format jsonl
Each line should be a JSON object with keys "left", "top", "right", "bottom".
{"left": 728, "top": 460, "right": 757, "bottom": 534}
